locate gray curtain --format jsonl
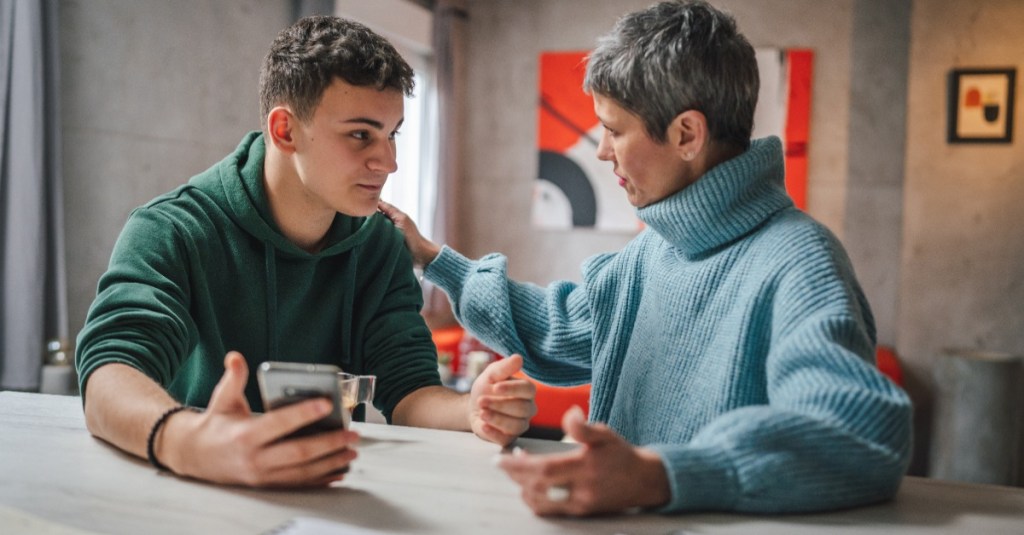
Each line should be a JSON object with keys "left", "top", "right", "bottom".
{"left": 423, "top": 0, "right": 466, "bottom": 317}
{"left": 0, "top": 0, "right": 68, "bottom": 391}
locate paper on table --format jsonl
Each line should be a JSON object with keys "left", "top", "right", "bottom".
{"left": 263, "top": 517, "right": 392, "bottom": 535}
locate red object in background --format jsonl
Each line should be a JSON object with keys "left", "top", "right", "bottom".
{"left": 431, "top": 326, "right": 465, "bottom": 374}
{"left": 430, "top": 326, "right": 501, "bottom": 379}
{"left": 538, "top": 52, "right": 594, "bottom": 154}
{"left": 517, "top": 373, "right": 591, "bottom": 429}
{"left": 784, "top": 49, "right": 813, "bottom": 211}
{"left": 876, "top": 345, "right": 904, "bottom": 386}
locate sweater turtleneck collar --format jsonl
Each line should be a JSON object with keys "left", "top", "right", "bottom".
{"left": 636, "top": 136, "right": 793, "bottom": 258}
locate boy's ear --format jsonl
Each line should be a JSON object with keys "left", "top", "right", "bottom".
{"left": 668, "top": 109, "right": 709, "bottom": 162}
{"left": 266, "top": 107, "right": 298, "bottom": 153}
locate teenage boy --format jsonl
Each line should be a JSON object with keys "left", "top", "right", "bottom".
{"left": 75, "top": 15, "right": 536, "bottom": 488}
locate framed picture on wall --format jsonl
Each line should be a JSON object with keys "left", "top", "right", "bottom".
{"left": 947, "top": 68, "right": 1016, "bottom": 143}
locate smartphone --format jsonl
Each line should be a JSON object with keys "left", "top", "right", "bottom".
{"left": 257, "top": 361, "right": 350, "bottom": 438}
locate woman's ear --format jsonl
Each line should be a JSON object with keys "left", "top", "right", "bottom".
{"left": 668, "top": 109, "right": 709, "bottom": 162}
{"left": 266, "top": 107, "right": 298, "bottom": 153}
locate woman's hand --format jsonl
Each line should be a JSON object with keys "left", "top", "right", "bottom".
{"left": 497, "top": 406, "right": 671, "bottom": 516}
{"left": 377, "top": 200, "right": 442, "bottom": 269}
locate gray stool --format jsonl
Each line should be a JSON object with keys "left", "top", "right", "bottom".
{"left": 930, "top": 349, "right": 1023, "bottom": 486}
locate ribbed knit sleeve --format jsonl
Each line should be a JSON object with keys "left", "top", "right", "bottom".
{"left": 648, "top": 318, "right": 910, "bottom": 512}
{"left": 426, "top": 246, "right": 593, "bottom": 385}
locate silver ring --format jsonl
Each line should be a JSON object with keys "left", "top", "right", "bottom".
{"left": 545, "top": 485, "right": 570, "bottom": 502}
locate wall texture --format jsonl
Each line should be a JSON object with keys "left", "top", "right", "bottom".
{"left": 843, "top": 0, "right": 910, "bottom": 348}
{"left": 901, "top": 0, "right": 1024, "bottom": 386}
{"left": 60, "top": 0, "right": 291, "bottom": 335}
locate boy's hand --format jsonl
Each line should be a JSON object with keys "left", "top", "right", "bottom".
{"left": 159, "top": 351, "right": 360, "bottom": 487}
{"left": 468, "top": 354, "right": 537, "bottom": 445}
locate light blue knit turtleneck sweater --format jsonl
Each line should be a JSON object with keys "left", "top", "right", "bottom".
{"left": 425, "top": 137, "right": 912, "bottom": 513}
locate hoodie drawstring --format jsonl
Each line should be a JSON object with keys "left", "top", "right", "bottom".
{"left": 264, "top": 242, "right": 278, "bottom": 359}
{"left": 339, "top": 248, "right": 357, "bottom": 370}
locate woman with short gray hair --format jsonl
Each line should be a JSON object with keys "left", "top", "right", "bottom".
{"left": 381, "top": 0, "right": 911, "bottom": 516}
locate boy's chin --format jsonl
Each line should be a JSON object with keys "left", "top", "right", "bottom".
{"left": 337, "top": 202, "right": 380, "bottom": 218}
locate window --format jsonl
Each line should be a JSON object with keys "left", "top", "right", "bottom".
{"left": 385, "top": 60, "right": 437, "bottom": 239}
{"left": 335, "top": 0, "right": 437, "bottom": 238}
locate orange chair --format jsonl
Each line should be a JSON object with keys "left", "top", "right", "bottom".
{"left": 515, "top": 372, "right": 590, "bottom": 430}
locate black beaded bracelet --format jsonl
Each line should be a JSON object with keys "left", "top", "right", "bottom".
{"left": 146, "top": 405, "right": 198, "bottom": 472}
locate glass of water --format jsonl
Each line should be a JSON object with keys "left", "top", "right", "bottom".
{"left": 338, "top": 372, "right": 376, "bottom": 413}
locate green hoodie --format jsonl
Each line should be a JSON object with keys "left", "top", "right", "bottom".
{"left": 75, "top": 132, "right": 440, "bottom": 421}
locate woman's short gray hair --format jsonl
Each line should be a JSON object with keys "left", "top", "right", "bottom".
{"left": 584, "top": 0, "right": 758, "bottom": 150}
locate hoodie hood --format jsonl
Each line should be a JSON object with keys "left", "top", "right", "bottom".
{"left": 192, "top": 131, "right": 384, "bottom": 259}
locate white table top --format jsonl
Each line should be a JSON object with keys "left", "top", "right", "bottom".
{"left": 2, "top": 391, "right": 1022, "bottom": 534}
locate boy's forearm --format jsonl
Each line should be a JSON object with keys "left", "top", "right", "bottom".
{"left": 82, "top": 363, "right": 180, "bottom": 459}
{"left": 391, "top": 385, "right": 470, "bottom": 431}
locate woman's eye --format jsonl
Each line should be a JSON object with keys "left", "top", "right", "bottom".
{"left": 351, "top": 131, "right": 370, "bottom": 141}
{"left": 388, "top": 130, "right": 401, "bottom": 141}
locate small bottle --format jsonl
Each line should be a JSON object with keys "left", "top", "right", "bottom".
{"left": 41, "top": 338, "right": 77, "bottom": 395}
{"left": 437, "top": 351, "right": 454, "bottom": 386}
{"left": 457, "top": 332, "right": 487, "bottom": 378}
{"left": 465, "top": 351, "right": 492, "bottom": 383}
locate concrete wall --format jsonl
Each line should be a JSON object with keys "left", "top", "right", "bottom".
{"left": 843, "top": 0, "right": 910, "bottom": 349}
{"left": 60, "top": 0, "right": 292, "bottom": 335}
{"left": 899, "top": 0, "right": 1024, "bottom": 474}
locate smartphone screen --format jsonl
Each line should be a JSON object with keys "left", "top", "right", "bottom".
{"left": 257, "top": 362, "right": 350, "bottom": 438}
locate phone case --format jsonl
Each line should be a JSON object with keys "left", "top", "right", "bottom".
{"left": 257, "top": 361, "right": 350, "bottom": 436}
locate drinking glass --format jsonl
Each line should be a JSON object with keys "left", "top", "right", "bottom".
{"left": 338, "top": 372, "right": 376, "bottom": 413}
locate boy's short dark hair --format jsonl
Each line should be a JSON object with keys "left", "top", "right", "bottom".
{"left": 258, "top": 15, "right": 415, "bottom": 128}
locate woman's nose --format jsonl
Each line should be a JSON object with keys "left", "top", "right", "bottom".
{"left": 596, "top": 130, "right": 613, "bottom": 161}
